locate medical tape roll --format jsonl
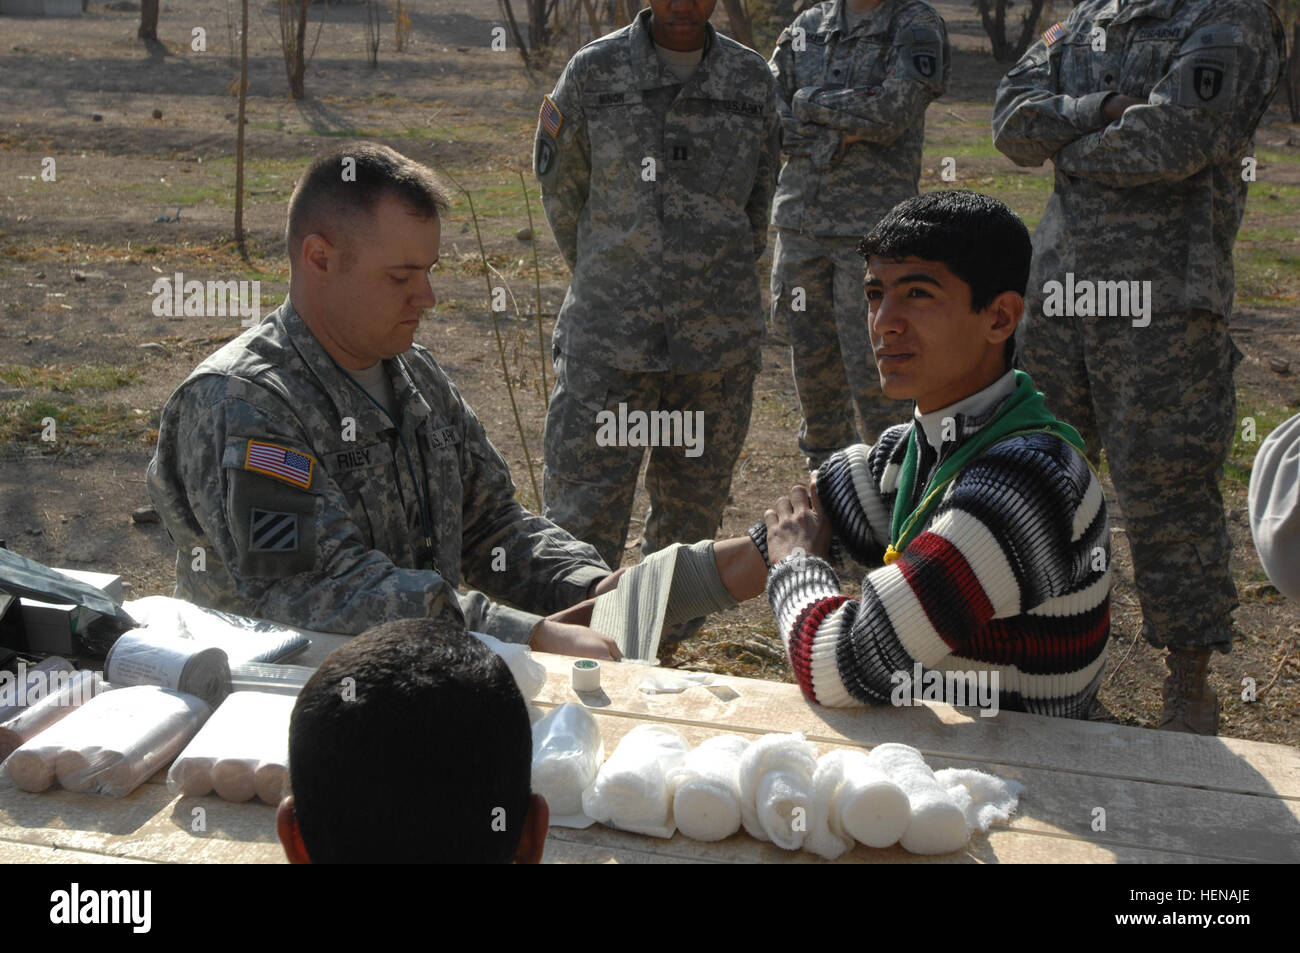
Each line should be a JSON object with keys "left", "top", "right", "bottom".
{"left": 105, "top": 628, "right": 232, "bottom": 709}
{"left": 0, "top": 669, "right": 103, "bottom": 760}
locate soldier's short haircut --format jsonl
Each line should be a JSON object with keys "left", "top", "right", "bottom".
{"left": 286, "top": 616, "right": 534, "bottom": 863}
{"left": 285, "top": 142, "right": 453, "bottom": 266}
{"left": 858, "top": 190, "right": 1031, "bottom": 367}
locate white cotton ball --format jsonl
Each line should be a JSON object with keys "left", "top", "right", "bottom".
{"left": 868, "top": 743, "right": 969, "bottom": 855}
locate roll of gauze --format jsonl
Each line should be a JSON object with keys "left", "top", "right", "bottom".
{"left": 42, "top": 686, "right": 210, "bottom": 797}
{"left": 805, "top": 750, "right": 911, "bottom": 858}
{"left": 167, "top": 692, "right": 294, "bottom": 802}
{"left": 531, "top": 703, "right": 604, "bottom": 817}
{"left": 0, "top": 669, "right": 103, "bottom": 760}
{"left": 5, "top": 747, "right": 56, "bottom": 793}
{"left": 934, "top": 768, "right": 1025, "bottom": 833}
{"left": 738, "top": 732, "right": 817, "bottom": 849}
{"left": 582, "top": 724, "right": 688, "bottom": 838}
{"left": 836, "top": 755, "right": 911, "bottom": 850}
{"left": 255, "top": 762, "right": 288, "bottom": 805}
{"left": 105, "top": 629, "right": 231, "bottom": 709}
{"left": 868, "top": 743, "right": 969, "bottom": 855}
{"left": 170, "top": 756, "right": 214, "bottom": 797}
{"left": 667, "top": 734, "right": 748, "bottom": 842}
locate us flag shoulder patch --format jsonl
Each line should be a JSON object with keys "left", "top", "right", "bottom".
{"left": 245, "top": 439, "right": 314, "bottom": 489}
{"left": 1041, "top": 21, "right": 1066, "bottom": 46}
{"left": 540, "top": 95, "right": 563, "bottom": 138}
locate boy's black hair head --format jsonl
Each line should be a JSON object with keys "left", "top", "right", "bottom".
{"left": 286, "top": 142, "right": 453, "bottom": 264}
{"left": 286, "top": 616, "right": 532, "bottom": 863}
{"left": 857, "top": 190, "right": 1032, "bottom": 367}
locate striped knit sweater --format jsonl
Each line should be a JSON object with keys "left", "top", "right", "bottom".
{"left": 760, "top": 418, "right": 1111, "bottom": 719}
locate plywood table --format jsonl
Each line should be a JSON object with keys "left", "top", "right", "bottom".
{"left": 1, "top": 641, "right": 1297, "bottom": 863}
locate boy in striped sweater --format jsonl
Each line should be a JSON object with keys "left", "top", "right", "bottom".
{"left": 747, "top": 190, "right": 1111, "bottom": 718}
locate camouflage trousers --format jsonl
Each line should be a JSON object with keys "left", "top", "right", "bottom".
{"left": 542, "top": 349, "right": 759, "bottom": 570}
{"left": 1020, "top": 306, "right": 1241, "bottom": 652}
{"left": 770, "top": 227, "right": 905, "bottom": 468}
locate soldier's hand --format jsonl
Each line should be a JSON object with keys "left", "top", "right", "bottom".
{"left": 1102, "top": 93, "right": 1146, "bottom": 122}
{"left": 530, "top": 618, "right": 622, "bottom": 661}
{"left": 588, "top": 566, "right": 629, "bottom": 599}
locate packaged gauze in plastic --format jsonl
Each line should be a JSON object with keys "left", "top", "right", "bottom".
{"left": 4, "top": 685, "right": 210, "bottom": 798}
{"left": 168, "top": 691, "right": 295, "bottom": 804}
{"left": 582, "top": 724, "right": 688, "bottom": 838}
{"left": 0, "top": 669, "right": 103, "bottom": 760}
{"left": 530, "top": 703, "right": 603, "bottom": 823}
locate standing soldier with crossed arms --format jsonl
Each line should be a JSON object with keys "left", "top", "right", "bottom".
{"left": 769, "top": 0, "right": 949, "bottom": 469}
{"left": 533, "top": 0, "right": 780, "bottom": 600}
{"left": 993, "top": 0, "right": 1287, "bottom": 734}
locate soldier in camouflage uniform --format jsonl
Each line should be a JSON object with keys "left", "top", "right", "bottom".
{"left": 534, "top": 1, "right": 780, "bottom": 572}
{"left": 148, "top": 145, "right": 618, "bottom": 657}
{"left": 769, "top": 0, "right": 948, "bottom": 468}
{"left": 992, "top": 0, "right": 1286, "bottom": 734}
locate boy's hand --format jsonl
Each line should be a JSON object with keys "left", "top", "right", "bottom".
{"left": 764, "top": 482, "right": 832, "bottom": 565}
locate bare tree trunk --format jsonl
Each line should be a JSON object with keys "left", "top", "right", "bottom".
{"left": 975, "top": 0, "right": 1049, "bottom": 63}
{"left": 1289, "top": 23, "right": 1300, "bottom": 123}
{"left": 720, "top": 0, "right": 755, "bottom": 50}
{"left": 235, "top": 0, "right": 249, "bottom": 261}
{"left": 139, "top": 0, "right": 160, "bottom": 41}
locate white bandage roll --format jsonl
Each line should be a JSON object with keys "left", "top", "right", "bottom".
{"left": 868, "top": 743, "right": 970, "bottom": 855}
{"left": 738, "top": 732, "right": 818, "bottom": 850}
{"left": 668, "top": 734, "right": 749, "bottom": 842}
{"left": 530, "top": 703, "right": 604, "bottom": 817}
{"left": 806, "top": 749, "right": 911, "bottom": 857}
{"left": 837, "top": 756, "right": 911, "bottom": 849}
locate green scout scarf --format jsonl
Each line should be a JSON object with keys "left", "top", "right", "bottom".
{"left": 882, "top": 370, "right": 1087, "bottom": 565}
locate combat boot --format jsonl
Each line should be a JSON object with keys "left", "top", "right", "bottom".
{"left": 1158, "top": 647, "right": 1218, "bottom": 735}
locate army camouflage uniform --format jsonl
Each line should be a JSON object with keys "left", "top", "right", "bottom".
{"left": 993, "top": 0, "right": 1286, "bottom": 652}
{"left": 769, "top": 0, "right": 948, "bottom": 468}
{"left": 147, "top": 300, "right": 610, "bottom": 641}
{"left": 534, "top": 7, "right": 780, "bottom": 569}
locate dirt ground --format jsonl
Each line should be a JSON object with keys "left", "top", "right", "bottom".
{"left": 1, "top": 0, "right": 1297, "bottom": 746}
